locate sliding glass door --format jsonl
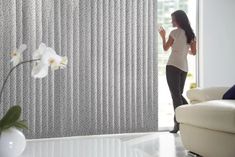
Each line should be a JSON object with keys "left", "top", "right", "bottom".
{"left": 157, "top": 0, "right": 197, "bottom": 130}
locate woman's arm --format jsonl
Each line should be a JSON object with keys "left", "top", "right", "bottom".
{"left": 189, "top": 39, "right": 197, "bottom": 55}
{"left": 159, "top": 27, "right": 174, "bottom": 51}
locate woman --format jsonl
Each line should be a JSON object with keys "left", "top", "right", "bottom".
{"left": 159, "top": 10, "right": 196, "bottom": 133}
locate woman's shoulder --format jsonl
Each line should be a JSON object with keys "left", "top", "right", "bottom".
{"left": 170, "top": 28, "right": 178, "bottom": 33}
{"left": 170, "top": 29, "right": 180, "bottom": 38}
{"left": 170, "top": 28, "right": 181, "bottom": 35}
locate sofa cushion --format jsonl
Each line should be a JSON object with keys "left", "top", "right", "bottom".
{"left": 223, "top": 85, "right": 235, "bottom": 99}
{"left": 176, "top": 100, "right": 235, "bottom": 133}
{"left": 187, "top": 87, "right": 229, "bottom": 104}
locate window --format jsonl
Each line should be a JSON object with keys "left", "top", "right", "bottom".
{"left": 158, "top": 0, "right": 197, "bottom": 130}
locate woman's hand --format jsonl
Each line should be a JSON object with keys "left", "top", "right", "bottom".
{"left": 189, "top": 39, "right": 197, "bottom": 55}
{"left": 158, "top": 26, "right": 166, "bottom": 39}
{"left": 158, "top": 26, "right": 173, "bottom": 51}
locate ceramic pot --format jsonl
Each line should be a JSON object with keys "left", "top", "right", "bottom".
{"left": 0, "top": 127, "right": 26, "bottom": 157}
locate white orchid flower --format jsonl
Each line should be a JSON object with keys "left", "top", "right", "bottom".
{"left": 32, "top": 43, "right": 47, "bottom": 60}
{"left": 10, "top": 44, "right": 27, "bottom": 66}
{"left": 31, "top": 43, "right": 68, "bottom": 78}
{"left": 31, "top": 61, "right": 49, "bottom": 78}
{"left": 59, "top": 56, "right": 68, "bottom": 69}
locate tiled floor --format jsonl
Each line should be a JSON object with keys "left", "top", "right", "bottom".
{"left": 122, "top": 132, "right": 192, "bottom": 157}
{"left": 20, "top": 132, "right": 197, "bottom": 157}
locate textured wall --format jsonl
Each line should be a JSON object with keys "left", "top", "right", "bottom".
{"left": 0, "top": 0, "right": 158, "bottom": 139}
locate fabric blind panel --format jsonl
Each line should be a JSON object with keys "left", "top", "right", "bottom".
{"left": 0, "top": 0, "right": 158, "bottom": 138}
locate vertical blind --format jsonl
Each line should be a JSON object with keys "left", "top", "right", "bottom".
{"left": 0, "top": 0, "right": 158, "bottom": 139}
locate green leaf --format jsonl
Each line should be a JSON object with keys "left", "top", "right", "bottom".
{"left": 13, "top": 120, "right": 28, "bottom": 129}
{"left": 0, "top": 105, "right": 21, "bottom": 128}
{"left": 0, "top": 123, "right": 13, "bottom": 131}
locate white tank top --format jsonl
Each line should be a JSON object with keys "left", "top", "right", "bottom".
{"left": 167, "top": 28, "right": 190, "bottom": 72}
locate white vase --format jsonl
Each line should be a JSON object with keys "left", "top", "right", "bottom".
{"left": 0, "top": 127, "right": 26, "bottom": 157}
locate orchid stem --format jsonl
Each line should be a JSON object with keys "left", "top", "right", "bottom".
{"left": 0, "top": 59, "right": 40, "bottom": 104}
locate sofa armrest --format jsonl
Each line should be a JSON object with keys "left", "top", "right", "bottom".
{"left": 186, "top": 87, "right": 229, "bottom": 104}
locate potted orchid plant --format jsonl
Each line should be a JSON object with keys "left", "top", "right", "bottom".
{"left": 0, "top": 43, "right": 67, "bottom": 157}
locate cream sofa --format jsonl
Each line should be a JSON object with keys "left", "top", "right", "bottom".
{"left": 176, "top": 87, "right": 235, "bottom": 157}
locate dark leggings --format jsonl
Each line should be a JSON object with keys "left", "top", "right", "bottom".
{"left": 166, "top": 65, "right": 188, "bottom": 126}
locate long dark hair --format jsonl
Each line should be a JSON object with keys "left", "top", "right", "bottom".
{"left": 171, "top": 10, "right": 195, "bottom": 44}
